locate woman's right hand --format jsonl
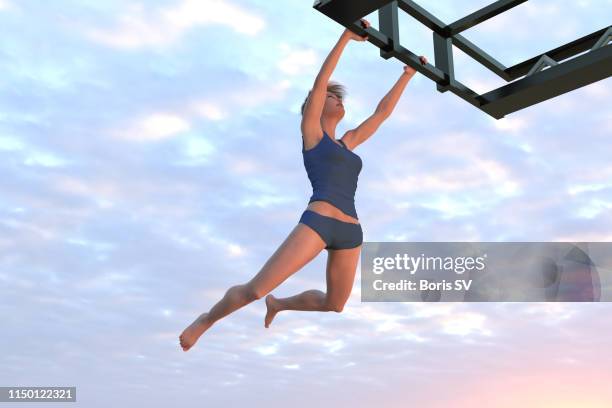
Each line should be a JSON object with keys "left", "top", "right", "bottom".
{"left": 343, "top": 18, "right": 370, "bottom": 42}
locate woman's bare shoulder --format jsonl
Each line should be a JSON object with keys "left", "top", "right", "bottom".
{"left": 301, "top": 126, "right": 324, "bottom": 150}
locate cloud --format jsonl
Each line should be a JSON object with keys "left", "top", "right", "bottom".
{"left": 438, "top": 310, "right": 491, "bottom": 336}
{"left": 0, "top": 136, "right": 71, "bottom": 167}
{"left": 0, "top": 0, "right": 12, "bottom": 11}
{"left": 2, "top": 1, "right": 612, "bottom": 406}
{"left": 368, "top": 130, "right": 522, "bottom": 199}
{"left": 111, "top": 112, "right": 191, "bottom": 141}
{"left": 190, "top": 101, "right": 227, "bottom": 121}
{"left": 493, "top": 116, "right": 529, "bottom": 132}
{"left": 83, "top": 0, "right": 266, "bottom": 49}
{"left": 187, "top": 76, "right": 291, "bottom": 119}
{"left": 277, "top": 43, "right": 318, "bottom": 75}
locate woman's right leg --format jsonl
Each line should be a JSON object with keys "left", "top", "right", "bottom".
{"left": 179, "top": 221, "right": 327, "bottom": 351}
{"left": 264, "top": 216, "right": 363, "bottom": 327}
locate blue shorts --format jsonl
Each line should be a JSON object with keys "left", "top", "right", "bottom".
{"left": 299, "top": 209, "right": 363, "bottom": 250}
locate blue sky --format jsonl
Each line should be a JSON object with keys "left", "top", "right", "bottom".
{"left": 1, "top": 0, "right": 611, "bottom": 407}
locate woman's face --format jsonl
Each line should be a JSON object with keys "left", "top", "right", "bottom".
{"left": 324, "top": 92, "right": 344, "bottom": 119}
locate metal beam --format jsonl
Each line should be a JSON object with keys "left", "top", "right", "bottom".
{"left": 480, "top": 44, "right": 612, "bottom": 118}
{"left": 357, "top": 23, "right": 482, "bottom": 106}
{"left": 452, "top": 34, "right": 511, "bottom": 80}
{"left": 386, "top": 43, "right": 483, "bottom": 109}
{"left": 338, "top": 19, "right": 446, "bottom": 85}
{"left": 378, "top": 1, "right": 400, "bottom": 59}
{"left": 313, "top": 0, "right": 393, "bottom": 26}
{"left": 505, "top": 26, "right": 612, "bottom": 79}
{"left": 397, "top": 0, "right": 511, "bottom": 80}
{"left": 433, "top": 32, "right": 455, "bottom": 92}
{"left": 316, "top": 0, "right": 510, "bottom": 79}
{"left": 315, "top": 1, "right": 500, "bottom": 115}
{"left": 443, "top": 0, "right": 528, "bottom": 36}
{"left": 313, "top": 1, "right": 612, "bottom": 119}
{"left": 396, "top": 0, "right": 445, "bottom": 31}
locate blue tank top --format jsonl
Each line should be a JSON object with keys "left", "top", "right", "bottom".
{"left": 302, "top": 131, "right": 363, "bottom": 219}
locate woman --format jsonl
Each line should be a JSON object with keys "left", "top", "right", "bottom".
{"left": 179, "top": 18, "right": 427, "bottom": 351}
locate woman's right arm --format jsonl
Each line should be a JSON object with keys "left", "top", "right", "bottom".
{"left": 301, "top": 20, "right": 370, "bottom": 139}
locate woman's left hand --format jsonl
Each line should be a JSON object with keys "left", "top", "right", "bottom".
{"left": 344, "top": 18, "right": 371, "bottom": 42}
{"left": 403, "top": 55, "right": 428, "bottom": 76}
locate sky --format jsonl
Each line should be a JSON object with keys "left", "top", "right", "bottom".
{"left": 1, "top": 0, "right": 611, "bottom": 407}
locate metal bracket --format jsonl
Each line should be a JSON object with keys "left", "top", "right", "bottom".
{"left": 527, "top": 54, "right": 558, "bottom": 76}
{"left": 591, "top": 26, "right": 612, "bottom": 50}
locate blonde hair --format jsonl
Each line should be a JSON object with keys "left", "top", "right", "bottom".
{"left": 300, "top": 80, "right": 347, "bottom": 116}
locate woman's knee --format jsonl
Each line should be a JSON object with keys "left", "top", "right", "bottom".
{"left": 242, "top": 283, "right": 265, "bottom": 302}
{"left": 225, "top": 284, "right": 260, "bottom": 305}
{"left": 325, "top": 299, "right": 345, "bottom": 313}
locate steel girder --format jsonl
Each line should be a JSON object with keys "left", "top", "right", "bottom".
{"left": 313, "top": 0, "right": 612, "bottom": 119}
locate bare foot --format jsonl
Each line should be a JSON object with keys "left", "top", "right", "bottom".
{"left": 264, "top": 294, "right": 280, "bottom": 328}
{"left": 179, "top": 312, "right": 211, "bottom": 351}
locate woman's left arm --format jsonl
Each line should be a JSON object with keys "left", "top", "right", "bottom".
{"left": 377, "top": 56, "right": 428, "bottom": 116}
{"left": 342, "top": 56, "right": 428, "bottom": 150}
